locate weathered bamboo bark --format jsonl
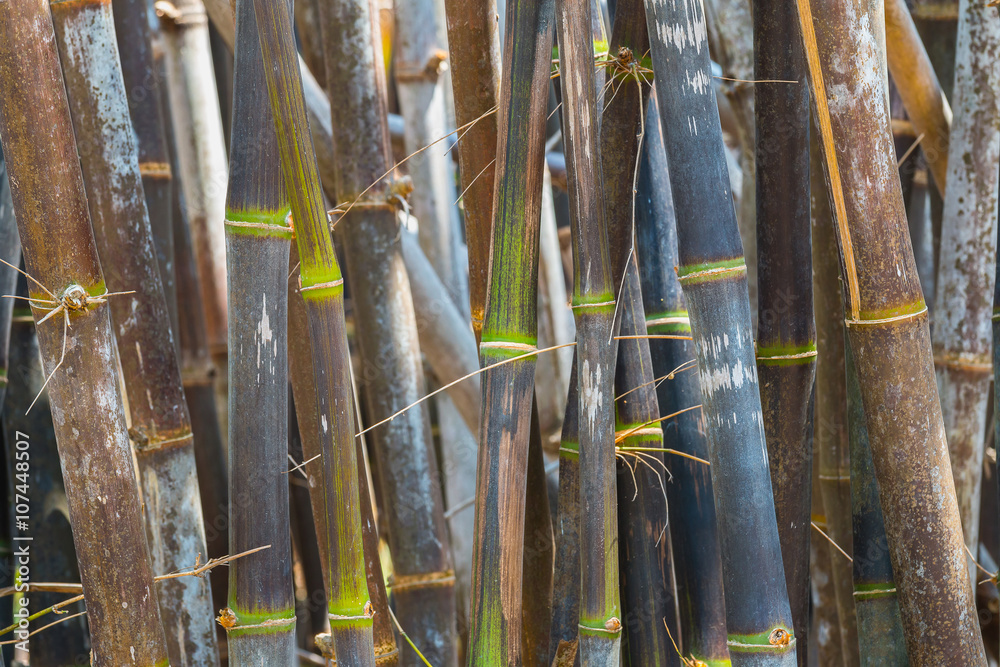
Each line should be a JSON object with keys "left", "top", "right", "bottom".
{"left": 556, "top": 0, "right": 621, "bottom": 660}
{"left": 931, "top": 0, "right": 1000, "bottom": 582}
{"left": 884, "top": 0, "right": 951, "bottom": 194}
{"left": 521, "top": 404, "right": 555, "bottom": 667}
{"left": 810, "top": 128, "right": 859, "bottom": 667}
{"left": 158, "top": 0, "right": 230, "bottom": 440}
{"left": 317, "top": 0, "right": 456, "bottom": 661}
{"left": 846, "top": 343, "right": 909, "bottom": 665}
{"left": 441, "top": 0, "right": 501, "bottom": 337}
{"left": 636, "top": 96, "right": 730, "bottom": 667}
{"left": 0, "top": 1, "right": 168, "bottom": 663}
{"left": 113, "top": 0, "right": 178, "bottom": 333}
{"left": 287, "top": 246, "right": 400, "bottom": 666}
{"left": 645, "top": 0, "right": 797, "bottom": 662}
{"left": 49, "top": 2, "right": 218, "bottom": 663}
{"left": 797, "top": 0, "right": 987, "bottom": 659}
{"left": 752, "top": 0, "right": 814, "bottom": 656}
{"left": 0, "top": 159, "right": 19, "bottom": 409}
{"left": 5, "top": 287, "right": 90, "bottom": 666}
{"left": 466, "top": 0, "right": 553, "bottom": 661}
{"left": 221, "top": 0, "right": 296, "bottom": 660}
{"left": 254, "top": 0, "right": 376, "bottom": 660}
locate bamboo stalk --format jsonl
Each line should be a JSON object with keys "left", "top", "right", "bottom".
{"left": 884, "top": 0, "right": 951, "bottom": 194}
{"left": 113, "top": 0, "right": 179, "bottom": 334}
{"left": 253, "top": 0, "right": 377, "bottom": 662}
{"left": 846, "top": 343, "right": 909, "bottom": 664}
{"left": 752, "top": 0, "right": 815, "bottom": 656}
{"left": 0, "top": 1, "right": 169, "bottom": 663}
{"left": 636, "top": 94, "right": 729, "bottom": 667}
{"left": 796, "top": 0, "right": 987, "bottom": 659}
{"left": 220, "top": 0, "right": 297, "bottom": 660}
{"left": 316, "top": 0, "right": 457, "bottom": 661}
{"left": 644, "top": 0, "right": 797, "bottom": 662}
{"left": 441, "top": 0, "right": 501, "bottom": 338}
{"left": 287, "top": 246, "right": 400, "bottom": 666}
{"left": 295, "top": 0, "right": 327, "bottom": 88}
{"left": 522, "top": 404, "right": 555, "bottom": 667}
{"left": 0, "top": 157, "right": 19, "bottom": 409}
{"left": 157, "top": 0, "right": 231, "bottom": 441}
{"left": 5, "top": 285, "right": 90, "bottom": 665}
{"left": 930, "top": 0, "right": 1000, "bottom": 584}
{"left": 556, "top": 0, "right": 621, "bottom": 660}
{"left": 810, "top": 126, "right": 860, "bottom": 667}
{"left": 466, "top": 0, "right": 553, "bottom": 661}
{"left": 809, "top": 457, "right": 844, "bottom": 667}
{"left": 48, "top": 1, "right": 219, "bottom": 663}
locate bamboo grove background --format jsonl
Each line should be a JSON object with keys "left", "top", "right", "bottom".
{"left": 0, "top": 0, "right": 998, "bottom": 664}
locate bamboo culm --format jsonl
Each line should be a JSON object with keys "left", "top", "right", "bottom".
{"left": 846, "top": 342, "right": 909, "bottom": 664}
{"left": 796, "top": 0, "right": 987, "bottom": 658}
{"left": 636, "top": 96, "right": 730, "bottom": 667}
{"left": 930, "top": 0, "right": 1000, "bottom": 583}
{"left": 752, "top": 0, "right": 815, "bottom": 655}
{"left": 316, "top": 0, "right": 457, "bottom": 659}
{"left": 467, "top": 0, "right": 553, "bottom": 661}
{"left": 645, "top": 0, "right": 797, "bottom": 662}
{"left": 0, "top": 1, "right": 169, "bottom": 662}
{"left": 221, "top": 0, "right": 297, "bottom": 660}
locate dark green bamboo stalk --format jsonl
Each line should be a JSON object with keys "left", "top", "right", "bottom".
{"left": 441, "top": 0, "right": 500, "bottom": 338}
{"left": 644, "top": 0, "right": 796, "bottom": 662}
{"left": 316, "top": 0, "right": 456, "bottom": 662}
{"left": 797, "top": 0, "right": 987, "bottom": 659}
{"left": 931, "top": 0, "right": 1000, "bottom": 580}
{"left": 49, "top": 3, "right": 218, "bottom": 663}
{"left": 636, "top": 96, "right": 730, "bottom": 667}
{"left": 5, "top": 280, "right": 89, "bottom": 666}
{"left": 0, "top": 1, "right": 168, "bottom": 663}
{"left": 112, "top": 0, "right": 178, "bottom": 334}
{"left": 254, "top": 0, "right": 376, "bottom": 662}
{"left": 846, "top": 343, "right": 908, "bottom": 664}
{"left": 220, "top": 0, "right": 296, "bottom": 659}
{"left": 556, "top": 0, "right": 621, "bottom": 661}
{"left": 466, "top": 0, "right": 553, "bottom": 661}
{"left": 809, "top": 127, "right": 859, "bottom": 667}
{"left": 287, "top": 245, "right": 400, "bottom": 666}
{"left": 752, "top": 0, "right": 814, "bottom": 657}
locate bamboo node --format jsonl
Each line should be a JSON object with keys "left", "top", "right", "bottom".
{"left": 844, "top": 305, "right": 927, "bottom": 327}
{"left": 755, "top": 349, "right": 818, "bottom": 361}
{"left": 217, "top": 608, "right": 237, "bottom": 629}
{"left": 932, "top": 351, "right": 992, "bottom": 372}
{"left": 570, "top": 299, "right": 616, "bottom": 310}
{"left": 315, "top": 633, "right": 333, "bottom": 658}
{"left": 479, "top": 340, "right": 537, "bottom": 353}
{"left": 614, "top": 426, "right": 662, "bottom": 440}
{"left": 395, "top": 50, "right": 450, "bottom": 82}
{"left": 676, "top": 263, "right": 747, "bottom": 284}
{"left": 299, "top": 278, "right": 345, "bottom": 294}
{"left": 605, "top": 617, "right": 622, "bottom": 633}
{"left": 153, "top": 1, "right": 206, "bottom": 27}
{"left": 389, "top": 570, "right": 456, "bottom": 592}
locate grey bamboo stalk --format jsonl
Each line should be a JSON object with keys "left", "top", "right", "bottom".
{"left": 796, "top": 0, "right": 987, "bottom": 659}
{"left": 317, "top": 0, "right": 457, "bottom": 661}
{"left": 253, "top": 0, "right": 376, "bottom": 661}
{"left": 556, "top": 0, "right": 621, "bottom": 661}
{"left": 930, "top": 0, "right": 1000, "bottom": 583}
{"left": 702, "top": 0, "right": 756, "bottom": 317}
{"left": 48, "top": 1, "right": 218, "bottom": 663}
{"left": 157, "top": 0, "right": 231, "bottom": 439}
{"left": 113, "top": 0, "right": 179, "bottom": 334}
{"left": 810, "top": 126, "right": 859, "bottom": 667}
{"left": 0, "top": 1, "right": 169, "bottom": 663}
{"left": 644, "top": 0, "right": 798, "bottom": 661}
{"left": 221, "top": 0, "right": 296, "bottom": 660}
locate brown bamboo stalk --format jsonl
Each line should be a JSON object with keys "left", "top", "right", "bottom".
{"left": 930, "top": 0, "right": 1000, "bottom": 584}
{"left": 0, "top": 1, "right": 169, "bottom": 663}
{"left": 797, "top": 0, "right": 988, "bottom": 659}
{"left": 49, "top": 1, "right": 218, "bottom": 662}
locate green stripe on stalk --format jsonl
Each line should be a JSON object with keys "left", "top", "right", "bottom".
{"left": 853, "top": 300, "right": 927, "bottom": 323}
{"left": 755, "top": 342, "right": 818, "bottom": 366}
{"left": 559, "top": 439, "right": 579, "bottom": 460}
{"left": 675, "top": 257, "right": 748, "bottom": 284}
